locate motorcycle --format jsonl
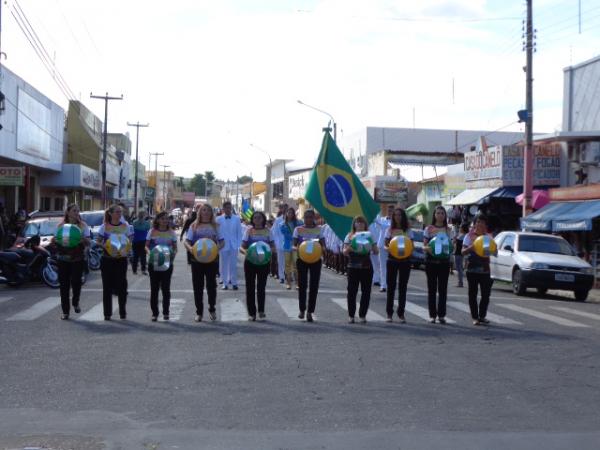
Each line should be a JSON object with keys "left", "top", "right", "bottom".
{"left": 0, "top": 235, "right": 59, "bottom": 288}
{"left": 88, "top": 240, "right": 103, "bottom": 271}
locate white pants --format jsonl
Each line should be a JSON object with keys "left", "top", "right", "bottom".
{"left": 379, "top": 248, "right": 389, "bottom": 289}
{"left": 370, "top": 253, "right": 381, "bottom": 283}
{"left": 276, "top": 248, "right": 285, "bottom": 280}
{"left": 220, "top": 249, "right": 238, "bottom": 286}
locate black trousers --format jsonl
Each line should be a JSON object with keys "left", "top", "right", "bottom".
{"left": 386, "top": 258, "right": 411, "bottom": 317}
{"left": 347, "top": 266, "right": 373, "bottom": 318}
{"left": 296, "top": 259, "right": 322, "bottom": 313}
{"left": 149, "top": 264, "right": 173, "bottom": 317}
{"left": 191, "top": 260, "right": 218, "bottom": 316}
{"left": 425, "top": 261, "right": 450, "bottom": 319}
{"left": 131, "top": 241, "right": 147, "bottom": 272}
{"left": 244, "top": 260, "right": 269, "bottom": 317}
{"left": 466, "top": 272, "right": 493, "bottom": 320}
{"left": 101, "top": 256, "right": 128, "bottom": 318}
{"left": 58, "top": 260, "right": 84, "bottom": 315}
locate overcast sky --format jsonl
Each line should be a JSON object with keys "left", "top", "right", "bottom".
{"left": 2, "top": 0, "right": 600, "bottom": 182}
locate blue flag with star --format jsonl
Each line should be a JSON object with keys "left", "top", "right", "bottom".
{"left": 305, "top": 131, "right": 379, "bottom": 240}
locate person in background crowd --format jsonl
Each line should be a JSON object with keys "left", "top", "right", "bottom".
{"left": 374, "top": 204, "right": 394, "bottom": 293}
{"left": 97, "top": 204, "right": 133, "bottom": 320}
{"left": 368, "top": 219, "right": 381, "bottom": 288}
{"left": 281, "top": 207, "right": 302, "bottom": 290}
{"left": 343, "top": 216, "right": 379, "bottom": 323}
{"left": 132, "top": 210, "right": 151, "bottom": 275}
{"left": 240, "top": 211, "right": 274, "bottom": 321}
{"left": 184, "top": 204, "right": 223, "bottom": 322}
{"left": 462, "top": 215, "right": 496, "bottom": 326}
{"left": 384, "top": 207, "right": 413, "bottom": 323}
{"left": 146, "top": 211, "right": 177, "bottom": 321}
{"left": 180, "top": 205, "right": 199, "bottom": 241}
{"left": 54, "top": 203, "right": 91, "bottom": 320}
{"left": 216, "top": 201, "right": 242, "bottom": 290}
{"left": 293, "top": 209, "right": 325, "bottom": 322}
{"left": 0, "top": 205, "right": 6, "bottom": 250}
{"left": 453, "top": 222, "right": 469, "bottom": 288}
{"left": 272, "top": 203, "right": 288, "bottom": 285}
{"left": 423, "top": 205, "right": 452, "bottom": 324}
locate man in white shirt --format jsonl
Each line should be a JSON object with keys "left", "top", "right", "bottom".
{"left": 216, "top": 201, "right": 243, "bottom": 290}
{"left": 368, "top": 220, "right": 381, "bottom": 286}
{"left": 375, "top": 205, "right": 394, "bottom": 292}
{"left": 271, "top": 203, "right": 288, "bottom": 284}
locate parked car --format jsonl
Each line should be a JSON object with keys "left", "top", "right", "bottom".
{"left": 17, "top": 212, "right": 63, "bottom": 248}
{"left": 80, "top": 210, "right": 105, "bottom": 239}
{"left": 410, "top": 229, "right": 426, "bottom": 269}
{"left": 490, "top": 231, "right": 594, "bottom": 301}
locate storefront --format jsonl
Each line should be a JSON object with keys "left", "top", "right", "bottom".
{"left": 39, "top": 164, "right": 102, "bottom": 212}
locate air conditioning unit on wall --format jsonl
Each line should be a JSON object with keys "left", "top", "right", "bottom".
{"left": 580, "top": 142, "right": 600, "bottom": 165}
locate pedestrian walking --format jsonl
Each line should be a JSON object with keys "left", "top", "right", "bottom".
{"left": 241, "top": 211, "right": 274, "bottom": 321}
{"left": 184, "top": 204, "right": 224, "bottom": 322}
{"left": 281, "top": 207, "right": 302, "bottom": 290}
{"left": 343, "top": 216, "right": 379, "bottom": 323}
{"left": 384, "top": 207, "right": 413, "bottom": 323}
{"left": 462, "top": 215, "right": 496, "bottom": 326}
{"left": 293, "top": 209, "right": 325, "bottom": 322}
{"left": 146, "top": 211, "right": 177, "bottom": 321}
{"left": 132, "top": 210, "right": 151, "bottom": 275}
{"left": 374, "top": 204, "right": 394, "bottom": 292}
{"left": 423, "top": 205, "right": 452, "bottom": 324}
{"left": 97, "top": 205, "right": 133, "bottom": 320}
{"left": 54, "top": 203, "right": 90, "bottom": 320}
{"left": 453, "top": 223, "right": 469, "bottom": 288}
{"left": 272, "top": 203, "right": 288, "bottom": 284}
{"left": 216, "top": 201, "right": 242, "bottom": 290}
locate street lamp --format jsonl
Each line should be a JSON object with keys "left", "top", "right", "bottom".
{"left": 297, "top": 99, "right": 337, "bottom": 142}
{"left": 250, "top": 143, "right": 273, "bottom": 215}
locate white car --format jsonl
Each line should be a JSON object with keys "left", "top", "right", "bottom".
{"left": 490, "top": 231, "right": 594, "bottom": 302}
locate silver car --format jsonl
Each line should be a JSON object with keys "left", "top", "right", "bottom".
{"left": 490, "top": 231, "right": 594, "bottom": 302}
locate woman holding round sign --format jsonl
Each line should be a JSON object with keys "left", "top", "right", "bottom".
{"left": 423, "top": 206, "right": 453, "bottom": 324}
{"left": 97, "top": 204, "right": 133, "bottom": 320}
{"left": 53, "top": 203, "right": 91, "bottom": 320}
{"left": 343, "top": 216, "right": 379, "bottom": 323}
{"left": 240, "top": 211, "right": 274, "bottom": 321}
{"left": 184, "top": 204, "right": 224, "bottom": 322}
{"left": 293, "top": 209, "right": 325, "bottom": 322}
{"left": 461, "top": 215, "right": 497, "bottom": 326}
{"left": 384, "top": 207, "right": 414, "bottom": 323}
{"left": 146, "top": 211, "right": 178, "bottom": 322}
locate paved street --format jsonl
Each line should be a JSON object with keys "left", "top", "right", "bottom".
{"left": 1, "top": 242, "right": 600, "bottom": 449}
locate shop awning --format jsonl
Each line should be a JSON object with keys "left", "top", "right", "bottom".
{"left": 521, "top": 200, "right": 600, "bottom": 232}
{"left": 490, "top": 186, "right": 523, "bottom": 198}
{"left": 446, "top": 187, "right": 498, "bottom": 206}
{"left": 406, "top": 202, "right": 428, "bottom": 218}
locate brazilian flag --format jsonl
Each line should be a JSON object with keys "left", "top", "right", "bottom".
{"left": 305, "top": 132, "right": 379, "bottom": 240}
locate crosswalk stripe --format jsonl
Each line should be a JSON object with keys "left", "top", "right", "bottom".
{"left": 6, "top": 297, "right": 60, "bottom": 321}
{"left": 0, "top": 296, "right": 14, "bottom": 304}
{"left": 160, "top": 298, "right": 185, "bottom": 322}
{"left": 331, "top": 298, "right": 386, "bottom": 321}
{"left": 447, "top": 301, "right": 522, "bottom": 325}
{"left": 549, "top": 306, "right": 600, "bottom": 322}
{"left": 219, "top": 297, "right": 248, "bottom": 321}
{"left": 404, "top": 301, "right": 456, "bottom": 324}
{"left": 78, "top": 303, "right": 118, "bottom": 321}
{"left": 496, "top": 304, "right": 588, "bottom": 328}
{"left": 276, "top": 297, "right": 300, "bottom": 320}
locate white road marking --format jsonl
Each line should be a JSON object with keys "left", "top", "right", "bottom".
{"left": 496, "top": 304, "right": 588, "bottom": 328}
{"left": 331, "top": 298, "right": 386, "bottom": 321}
{"left": 404, "top": 301, "right": 456, "bottom": 324}
{"left": 6, "top": 297, "right": 60, "bottom": 321}
{"left": 219, "top": 297, "right": 248, "bottom": 321}
{"left": 78, "top": 303, "right": 118, "bottom": 321}
{"left": 161, "top": 298, "right": 185, "bottom": 322}
{"left": 447, "top": 301, "right": 522, "bottom": 325}
{"left": 276, "top": 297, "right": 300, "bottom": 320}
{"left": 549, "top": 306, "right": 600, "bottom": 322}
{"left": 0, "top": 296, "right": 14, "bottom": 305}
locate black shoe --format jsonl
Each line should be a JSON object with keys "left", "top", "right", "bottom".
{"left": 379, "top": 287, "right": 386, "bottom": 293}
{"left": 73, "top": 305, "right": 81, "bottom": 314}
{"left": 120, "top": 315, "right": 127, "bottom": 320}
{"left": 61, "top": 314, "right": 69, "bottom": 320}
{"left": 298, "top": 311, "right": 305, "bottom": 320}
{"left": 151, "top": 316, "right": 158, "bottom": 322}
{"left": 438, "top": 317, "right": 446, "bottom": 324}
{"left": 374, "top": 282, "right": 380, "bottom": 286}
{"left": 479, "top": 318, "right": 490, "bottom": 324}
{"left": 306, "top": 313, "right": 313, "bottom": 322}
{"left": 104, "top": 316, "right": 111, "bottom": 321}
{"left": 163, "top": 315, "right": 169, "bottom": 321}
{"left": 232, "top": 285, "right": 238, "bottom": 290}
{"left": 222, "top": 285, "right": 228, "bottom": 290}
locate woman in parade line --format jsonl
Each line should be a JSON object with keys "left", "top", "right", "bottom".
{"left": 384, "top": 206, "right": 413, "bottom": 323}
{"left": 54, "top": 203, "right": 90, "bottom": 320}
{"left": 281, "top": 207, "right": 302, "bottom": 290}
{"left": 453, "top": 222, "right": 469, "bottom": 288}
{"left": 131, "top": 210, "right": 151, "bottom": 275}
{"left": 184, "top": 204, "right": 223, "bottom": 322}
{"left": 461, "top": 215, "right": 496, "bottom": 326}
{"left": 343, "top": 216, "right": 379, "bottom": 323}
{"left": 97, "top": 204, "right": 133, "bottom": 320}
{"left": 293, "top": 209, "right": 325, "bottom": 322}
{"left": 423, "top": 205, "right": 452, "bottom": 324}
{"left": 146, "top": 211, "right": 178, "bottom": 321}
{"left": 240, "top": 211, "right": 274, "bottom": 321}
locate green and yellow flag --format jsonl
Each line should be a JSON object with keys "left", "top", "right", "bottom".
{"left": 305, "top": 132, "right": 380, "bottom": 240}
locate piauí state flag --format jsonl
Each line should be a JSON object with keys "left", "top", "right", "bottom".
{"left": 241, "top": 199, "right": 254, "bottom": 220}
{"left": 305, "top": 132, "right": 379, "bottom": 241}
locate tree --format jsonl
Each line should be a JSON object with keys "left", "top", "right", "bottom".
{"left": 236, "top": 175, "right": 253, "bottom": 184}
{"left": 204, "top": 171, "right": 215, "bottom": 196}
{"left": 189, "top": 173, "right": 206, "bottom": 196}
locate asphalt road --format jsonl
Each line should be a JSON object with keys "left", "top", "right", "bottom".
{"left": 1, "top": 242, "right": 600, "bottom": 450}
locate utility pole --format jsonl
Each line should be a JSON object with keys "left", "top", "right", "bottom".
{"left": 149, "top": 152, "right": 164, "bottom": 213}
{"left": 161, "top": 164, "right": 170, "bottom": 211}
{"left": 127, "top": 121, "right": 149, "bottom": 216}
{"left": 90, "top": 92, "right": 123, "bottom": 208}
{"left": 522, "top": 0, "right": 534, "bottom": 217}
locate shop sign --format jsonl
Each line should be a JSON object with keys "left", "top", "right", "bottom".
{"left": 374, "top": 180, "right": 409, "bottom": 203}
{"left": 0, "top": 167, "right": 25, "bottom": 186}
{"left": 503, "top": 144, "right": 561, "bottom": 186}
{"left": 80, "top": 166, "right": 100, "bottom": 190}
{"left": 464, "top": 147, "right": 502, "bottom": 181}
{"left": 288, "top": 172, "right": 309, "bottom": 199}
{"left": 145, "top": 187, "right": 156, "bottom": 200}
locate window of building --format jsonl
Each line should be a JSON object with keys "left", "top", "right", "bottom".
{"left": 41, "top": 197, "right": 51, "bottom": 211}
{"left": 54, "top": 197, "right": 64, "bottom": 211}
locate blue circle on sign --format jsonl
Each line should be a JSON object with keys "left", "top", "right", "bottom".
{"left": 324, "top": 174, "right": 352, "bottom": 208}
